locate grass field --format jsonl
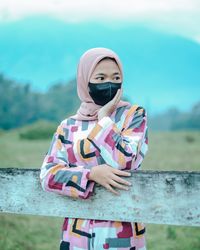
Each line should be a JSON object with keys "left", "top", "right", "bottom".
{"left": 0, "top": 128, "right": 200, "bottom": 250}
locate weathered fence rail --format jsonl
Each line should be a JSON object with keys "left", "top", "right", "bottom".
{"left": 0, "top": 168, "right": 200, "bottom": 227}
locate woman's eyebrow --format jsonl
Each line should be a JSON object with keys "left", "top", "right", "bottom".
{"left": 95, "top": 72, "right": 120, "bottom": 76}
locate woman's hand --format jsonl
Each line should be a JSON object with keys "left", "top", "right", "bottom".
{"left": 88, "top": 164, "right": 132, "bottom": 195}
{"left": 98, "top": 88, "right": 123, "bottom": 120}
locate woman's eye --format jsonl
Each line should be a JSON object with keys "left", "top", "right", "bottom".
{"left": 96, "top": 77, "right": 104, "bottom": 80}
{"left": 114, "top": 76, "right": 120, "bottom": 80}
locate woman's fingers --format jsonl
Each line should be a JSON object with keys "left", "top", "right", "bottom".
{"left": 114, "top": 93, "right": 121, "bottom": 106}
{"left": 93, "top": 165, "right": 132, "bottom": 195}
{"left": 112, "top": 168, "right": 132, "bottom": 177}
{"left": 105, "top": 184, "right": 120, "bottom": 196}
{"left": 110, "top": 89, "right": 121, "bottom": 106}
{"left": 115, "top": 89, "right": 123, "bottom": 107}
{"left": 114, "top": 89, "right": 122, "bottom": 104}
{"left": 109, "top": 179, "right": 129, "bottom": 190}
{"left": 103, "top": 88, "right": 122, "bottom": 115}
{"left": 111, "top": 173, "right": 132, "bottom": 186}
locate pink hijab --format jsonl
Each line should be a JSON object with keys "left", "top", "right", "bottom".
{"left": 69, "top": 47, "right": 130, "bottom": 121}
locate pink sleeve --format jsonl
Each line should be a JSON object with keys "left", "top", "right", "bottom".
{"left": 86, "top": 105, "right": 148, "bottom": 170}
{"left": 39, "top": 123, "right": 95, "bottom": 199}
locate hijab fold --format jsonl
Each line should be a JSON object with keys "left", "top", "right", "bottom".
{"left": 69, "top": 47, "right": 130, "bottom": 121}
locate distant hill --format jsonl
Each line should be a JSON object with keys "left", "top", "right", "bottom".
{"left": 0, "top": 73, "right": 199, "bottom": 131}
{"left": 149, "top": 104, "right": 200, "bottom": 131}
{"left": 0, "top": 16, "right": 200, "bottom": 114}
{"left": 0, "top": 74, "right": 80, "bottom": 130}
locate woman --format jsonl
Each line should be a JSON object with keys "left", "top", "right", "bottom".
{"left": 40, "top": 47, "right": 148, "bottom": 250}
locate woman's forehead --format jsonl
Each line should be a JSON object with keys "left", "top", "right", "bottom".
{"left": 92, "top": 58, "right": 121, "bottom": 74}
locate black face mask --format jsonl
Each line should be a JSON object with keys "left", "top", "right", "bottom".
{"left": 88, "top": 81, "right": 122, "bottom": 106}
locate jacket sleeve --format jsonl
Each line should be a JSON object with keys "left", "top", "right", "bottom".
{"left": 39, "top": 122, "right": 95, "bottom": 199}
{"left": 86, "top": 105, "right": 148, "bottom": 170}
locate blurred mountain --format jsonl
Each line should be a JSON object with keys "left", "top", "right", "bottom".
{"left": 0, "top": 73, "right": 199, "bottom": 131}
{"left": 0, "top": 74, "right": 80, "bottom": 129}
{"left": 149, "top": 105, "right": 200, "bottom": 131}
{"left": 0, "top": 16, "right": 200, "bottom": 114}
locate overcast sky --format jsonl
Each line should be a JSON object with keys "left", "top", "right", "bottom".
{"left": 0, "top": 0, "right": 200, "bottom": 44}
